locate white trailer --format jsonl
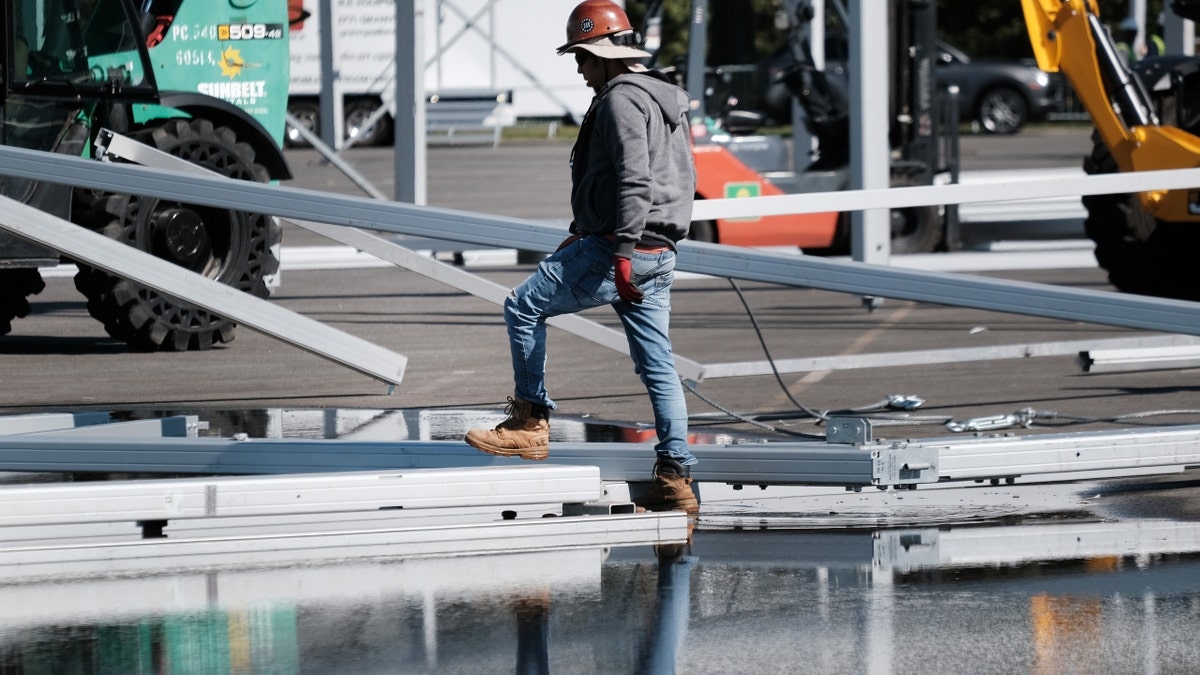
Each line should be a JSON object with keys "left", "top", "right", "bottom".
{"left": 287, "top": 0, "right": 601, "bottom": 147}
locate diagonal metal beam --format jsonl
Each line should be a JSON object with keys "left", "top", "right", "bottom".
{"left": 0, "top": 194, "right": 407, "bottom": 386}
{"left": 291, "top": 219, "right": 706, "bottom": 381}
{"left": 4, "top": 145, "right": 1200, "bottom": 342}
{"left": 96, "top": 130, "right": 705, "bottom": 380}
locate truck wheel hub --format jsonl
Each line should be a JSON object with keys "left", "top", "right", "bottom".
{"left": 154, "top": 208, "right": 209, "bottom": 266}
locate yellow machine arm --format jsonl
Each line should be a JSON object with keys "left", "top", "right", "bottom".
{"left": 1021, "top": 0, "right": 1200, "bottom": 221}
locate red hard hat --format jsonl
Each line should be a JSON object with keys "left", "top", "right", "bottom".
{"left": 558, "top": 0, "right": 636, "bottom": 53}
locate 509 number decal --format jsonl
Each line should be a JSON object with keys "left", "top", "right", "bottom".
{"left": 218, "top": 23, "right": 285, "bottom": 40}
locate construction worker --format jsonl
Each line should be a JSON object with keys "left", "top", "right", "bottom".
{"left": 1114, "top": 15, "right": 1164, "bottom": 63}
{"left": 463, "top": 0, "right": 700, "bottom": 514}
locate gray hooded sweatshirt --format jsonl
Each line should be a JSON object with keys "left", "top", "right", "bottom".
{"left": 568, "top": 71, "right": 696, "bottom": 259}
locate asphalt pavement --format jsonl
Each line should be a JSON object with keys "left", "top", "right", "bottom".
{"left": 2, "top": 124, "right": 1198, "bottom": 445}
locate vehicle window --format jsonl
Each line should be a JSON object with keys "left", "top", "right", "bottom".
{"left": 10, "top": 0, "right": 149, "bottom": 89}
{"left": 13, "top": 0, "right": 88, "bottom": 81}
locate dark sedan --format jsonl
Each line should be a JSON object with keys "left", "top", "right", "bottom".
{"left": 936, "top": 41, "right": 1066, "bottom": 134}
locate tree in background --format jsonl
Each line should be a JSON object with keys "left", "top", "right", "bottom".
{"left": 627, "top": 0, "right": 1168, "bottom": 65}
{"left": 938, "top": 0, "right": 1165, "bottom": 58}
{"left": 626, "top": 0, "right": 787, "bottom": 68}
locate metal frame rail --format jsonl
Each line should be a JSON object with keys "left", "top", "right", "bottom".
{"left": 2, "top": 416, "right": 1199, "bottom": 488}
{"left": 0, "top": 509, "right": 682, "bottom": 583}
{"left": 0, "top": 417, "right": 685, "bottom": 582}
{"left": 0, "top": 190, "right": 408, "bottom": 386}
{"left": 94, "top": 129, "right": 706, "bottom": 380}
{"left": 4, "top": 144, "right": 1200, "bottom": 346}
{"left": 0, "top": 465, "right": 608, "bottom": 528}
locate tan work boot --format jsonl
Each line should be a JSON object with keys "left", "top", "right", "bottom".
{"left": 633, "top": 458, "right": 699, "bottom": 514}
{"left": 464, "top": 397, "right": 550, "bottom": 460}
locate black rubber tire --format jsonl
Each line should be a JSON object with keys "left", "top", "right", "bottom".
{"left": 888, "top": 175, "right": 943, "bottom": 254}
{"left": 1082, "top": 131, "right": 1200, "bottom": 300}
{"left": 0, "top": 268, "right": 47, "bottom": 336}
{"left": 285, "top": 99, "right": 319, "bottom": 148}
{"left": 345, "top": 99, "right": 392, "bottom": 147}
{"left": 71, "top": 118, "right": 282, "bottom": 351}
{"left": 976, "top": 86, "right": 1027, "bottom": 135}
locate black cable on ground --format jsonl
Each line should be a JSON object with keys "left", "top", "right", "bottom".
{"left": 681, "top": 379, "right": 826, "bottom": 440}
{"left": 681, "top": 279, "right": 949, "bottom": 440}
{"left": 725, "top": 278, "right": 828, "bottom": 421}
{"left": 685, "top": 281, "right": 1200, "bottom": 439}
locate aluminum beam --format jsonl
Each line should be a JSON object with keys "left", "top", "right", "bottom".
{"left": 1080, "top": 344, "right": 1200, "bottom": 373}
{"left": 690, "top": 165, "right": 1200, "bottom": 221}
{"left": 0, "top": 510, "right": 686, "bottom": 583}
{"left": 927, "top": 424, "right": 1200, "bottom": 482}
{"left": 0, "top": 435, "right": 894, "bottom": 485}
{"left": 0, "top": 193, "right": 406, "bottom": 386}
{"left": 3, "top": 145, "right": 1199, "bottom": 340}
{"left": 1, "top": 501, "right": 581, "bottom": 547}
{"left": 0, "top": 411, "right": 110, "bottom": 435}
{"left": 0, "top": 465, "right": 603, "bottom": 527}
{"left": 17, "top": 415, "right": 201, "bottom": 438}
{"left": 289, "top": 219, "right": 705, "bottom": 381}
{"left": 97, "top": 131, "right": 708, "bottom": 379}
{"left": 1, "top": 423, "right": 1197, "bottom": 487}
{"left": 703, "top": 334, "right": 1200, "bottom": 378}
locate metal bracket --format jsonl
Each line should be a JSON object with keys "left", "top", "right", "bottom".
{"left": 826, "top": 417, "right": 874, "bottom": 444}
{"left": 871, "top": 444, "right": 940, "bottom": 486}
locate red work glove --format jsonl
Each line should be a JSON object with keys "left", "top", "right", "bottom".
{"left": 613, "top": 256, "right": 643, "bottom": 304}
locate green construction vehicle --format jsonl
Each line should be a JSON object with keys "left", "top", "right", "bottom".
{"left": 0, "top": 0, "right": 291, "bottom": 350}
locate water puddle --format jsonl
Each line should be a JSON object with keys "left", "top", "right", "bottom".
{"left": 1, "top": 528, "right": 1199, "bottom": 673}
{"left": 3, "top": 409, "right": 1200, "bottom": 672}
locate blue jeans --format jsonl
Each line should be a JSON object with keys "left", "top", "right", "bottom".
{"left": 504, "top": 235, "right": 695, "bottom": 465}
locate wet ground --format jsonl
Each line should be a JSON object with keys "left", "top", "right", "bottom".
{"left": 3, "top": 127, "right": 1200, "bottom": 672}
{"left": 2, "top": 490, "right": 1198, "bottom": 674}
{"left": 3, "top": 406, "right": 1199, "bottom": 673}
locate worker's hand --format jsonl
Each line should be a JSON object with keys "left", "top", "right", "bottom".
{"left": 613, "top": 256, "right": 643, "bottom": 304}
{"left": 556, "top": 234, "right": 580, "bottom": 251}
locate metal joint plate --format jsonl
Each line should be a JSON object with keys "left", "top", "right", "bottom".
{"left": 871, "top": 444, "right": 940, "bottom": 485}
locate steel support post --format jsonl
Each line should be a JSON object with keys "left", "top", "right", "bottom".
{"left": 849, "top": 0, "right": 891, "bottom": 266}
{"left": 396, "top": 0, "right": 426, "bottom": 203}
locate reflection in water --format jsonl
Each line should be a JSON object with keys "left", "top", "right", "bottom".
{"left": 1, "top": 525, "right": 1199, "bottom": 673}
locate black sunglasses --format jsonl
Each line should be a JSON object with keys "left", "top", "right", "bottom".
{"left": 574, "top": 51, "right": 593, "bottom": 67}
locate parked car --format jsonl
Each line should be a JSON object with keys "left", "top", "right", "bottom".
{"left": 738, "top": 40, "right": 1065, "bottom": 136}
{"left": 935, "top": 41, "right": 1066, "bottom": 134}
